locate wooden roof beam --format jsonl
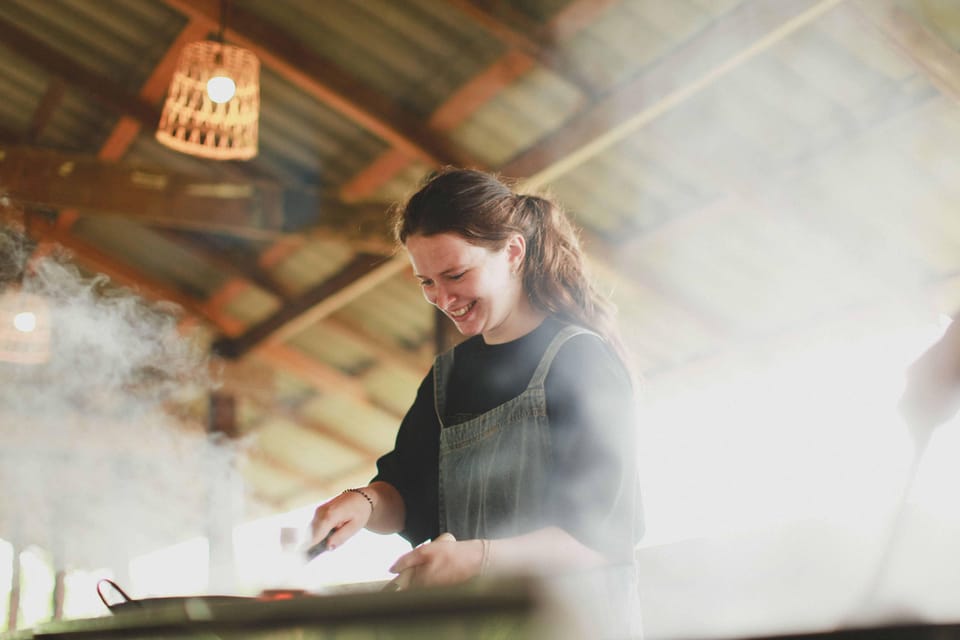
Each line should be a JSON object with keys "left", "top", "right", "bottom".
{"left": 161, "top": 0, "right": 479, "bottom": 168}
{"left": 0, "top": 146, "right": 390, "bottom": 239}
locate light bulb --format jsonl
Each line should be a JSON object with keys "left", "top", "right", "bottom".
{"left": 13, "top": 311, "right": 37, "bottom": 333}
{"left": 207, "top": 75, "right": 236, "bottom": 103}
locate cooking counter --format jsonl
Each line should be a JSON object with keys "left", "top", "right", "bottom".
{"left": 6, "top": 572, "right": 960, "bottom": 640}
{"left": 1, "top": 577, "right": 568, "bottom": 640}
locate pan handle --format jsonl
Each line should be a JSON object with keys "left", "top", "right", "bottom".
{"left": 96, "top": 578, "right": 138, "bottom": 610}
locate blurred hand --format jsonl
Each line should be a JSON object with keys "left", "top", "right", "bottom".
{"left": 309, "top": 490, "right": 374, "bottom": 553}
{"left": 388, "top": 532, "right": 484, "bottom": 589}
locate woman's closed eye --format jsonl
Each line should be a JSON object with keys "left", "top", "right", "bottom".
{"left": 447, "top": 272, "right": 466, "bottom": 281}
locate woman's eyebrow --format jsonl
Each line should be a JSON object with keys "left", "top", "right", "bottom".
{"left": 415, "top": 265, "right": 465, "bottom": 279}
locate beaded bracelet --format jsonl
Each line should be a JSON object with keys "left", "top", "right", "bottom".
{"left": 345, "top": 487, "right": 374, "bottom": 513}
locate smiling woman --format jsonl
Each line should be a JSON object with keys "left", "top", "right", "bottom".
{"left": 307, "top": 169, "right": 643, "bottom": 637}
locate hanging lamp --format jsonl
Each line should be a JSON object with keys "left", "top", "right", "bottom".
{"left": 155, "top": 0, "right": 260, "bottom": 160}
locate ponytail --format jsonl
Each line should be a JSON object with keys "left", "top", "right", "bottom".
{"left": 515, "top": 194, "right": 632, "bottom": 374}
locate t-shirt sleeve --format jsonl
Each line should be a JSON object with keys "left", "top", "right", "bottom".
{"left": 372, "top": 370, "right": 440, "bottom": 547}
{"left": 544, "top": 334, "right": 643, "bottom": 562}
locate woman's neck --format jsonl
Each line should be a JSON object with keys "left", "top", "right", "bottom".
{"left": 482, "top": 297, "right": 547, "bottom": 345}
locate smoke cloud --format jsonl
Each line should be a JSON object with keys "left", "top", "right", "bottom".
{"left": 0, "top": 221, "right": 241, "bottom": 575}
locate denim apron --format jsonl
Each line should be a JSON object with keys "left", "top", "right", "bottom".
{"left": 433, "top": 324, "right": 590, "bottom": 540}
{"left": 433, "top": 323, "right": 644, "bottom": 638}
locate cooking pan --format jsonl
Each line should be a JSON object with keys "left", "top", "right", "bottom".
{"left": 97, "top": 578, "right": 291, "bottom": 614}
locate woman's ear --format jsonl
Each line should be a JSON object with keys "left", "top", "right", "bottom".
{"left": 505, "top": 233, "right": 526, "bottom": 273}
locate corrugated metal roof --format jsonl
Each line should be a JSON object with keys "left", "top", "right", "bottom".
{"left": 0, "top": 44, "right": 48, "bottom": 136}
{"left": 236, "top": 0, "right": 507, "bottom": 119}
{"left": 256, "top": 65, "right": 391, "bottom": 187}
{"left": 72, "top": 217, "right": 230, "bottom": 298}
{"left": 0, "top": 0, "right": 186, "bottom": 94}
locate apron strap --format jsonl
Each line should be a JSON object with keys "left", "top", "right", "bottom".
{"left": 527, "top": 325, "right": 597, "bottom": 390}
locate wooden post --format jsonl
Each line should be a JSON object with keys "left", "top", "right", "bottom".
{"left": 51, "top": 569, "right": 65, "bottom": 620}
{"left": 207, "top": 392, "right": 239, "bottom": 592}
{"left": 6, "top": 542, "right": 19, "bottom": 631}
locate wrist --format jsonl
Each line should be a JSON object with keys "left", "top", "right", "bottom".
{"left": 344, "top": 487, "right": 374, "bottom": 514}
{"left": 477, "top": 538, "right": 492, "bottom": 576}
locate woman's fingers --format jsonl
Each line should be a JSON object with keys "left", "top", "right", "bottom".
{"left": 385, "top": 533, "right": 482, "bottom": 591}
{"left": 389, "top": 546, "right": 423, "bottom": 574}
{"left": 308, "top": 492, "right": 372, "bottom": 551}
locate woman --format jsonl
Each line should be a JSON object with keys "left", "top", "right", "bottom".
{"left": 309, "top": 168, "right": 642, "bottom": 590}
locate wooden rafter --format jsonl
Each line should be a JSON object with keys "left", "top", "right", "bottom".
{"left": 24, "top": 79, "right": 66, "bottom": 144}
{"left": 0, "top": 146, "right": 394, "bottom": 239}
{"left": 160, "top": 0, "right": 479, "bottom": 168}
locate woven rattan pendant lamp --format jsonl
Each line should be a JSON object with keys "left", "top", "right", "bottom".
{"left": 156, "top": 0, "right": 260, "bottom": 160}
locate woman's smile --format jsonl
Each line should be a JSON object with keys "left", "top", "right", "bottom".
{"left": 447, "top": 300, "right": 476, "bottom": 320}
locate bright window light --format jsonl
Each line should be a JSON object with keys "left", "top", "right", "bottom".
{"left": 233, "top": 502, "right": 411, "bottom": 594}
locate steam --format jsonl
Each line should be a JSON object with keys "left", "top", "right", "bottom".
{"left": 0, "top": 222, "right": 241, "bottom": 576}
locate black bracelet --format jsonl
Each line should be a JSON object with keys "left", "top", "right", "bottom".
{"left": 345, "top": 487, "right": 374, "bottom": 513}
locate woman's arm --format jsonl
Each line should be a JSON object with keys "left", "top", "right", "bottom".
{"left": 309, "top": 481, "right": 405, "bottom": 550}
{"left": 364, "top": 480, "right": 405, "bottom": 533}
{"left": 388, "top": 526, "right": 605, "bottom": 588}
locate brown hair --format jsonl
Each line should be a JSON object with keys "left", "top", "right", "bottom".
{"left": 394, "top": 168, "right": 631, "bottom": 372}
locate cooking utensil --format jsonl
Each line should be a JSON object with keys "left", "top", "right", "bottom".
{"left": 96, "top": 578, "right": 252, "bottom": 614}
{"left": 305, "top": 529, "right": 334, "bottom": 560}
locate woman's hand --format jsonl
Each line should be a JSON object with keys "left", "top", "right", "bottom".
{"left": 308, "top": 490, "right": 374, "bottom": 552}
{"left": 388, "top": 533, "right": 484, "bottom": 589}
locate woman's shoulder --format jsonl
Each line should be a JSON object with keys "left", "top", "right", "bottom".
{"left": 550, "top": 327, "right": 632, "bottom": 389}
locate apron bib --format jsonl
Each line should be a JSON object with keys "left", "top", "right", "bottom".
{"left": 434, "top": 325, "right": 592, "bottom": 540}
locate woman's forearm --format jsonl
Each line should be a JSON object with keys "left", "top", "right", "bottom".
{"left": 363, "top": 481, "right": 406, "bottom": 534}
{"left": 487, "top": 526, "right": 605, "bottom": 575}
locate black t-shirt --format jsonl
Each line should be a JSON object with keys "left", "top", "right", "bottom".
{"left": 373, "top": 316, "right": 642, "bottom": 560}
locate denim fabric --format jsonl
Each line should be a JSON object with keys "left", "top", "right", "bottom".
{"left": 433, "top": 324, "right": 592, "bottom": 540}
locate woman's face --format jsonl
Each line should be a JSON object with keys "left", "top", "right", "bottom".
{"left": 406, "top": 231, "right": 531, "bottom": 344}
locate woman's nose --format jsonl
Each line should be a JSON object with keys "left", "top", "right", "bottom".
{"left": 432, "top": 285, "right": 453, "bottom": 309}
{"left": 434, "top": 285, "right": 452, "bottom": 309}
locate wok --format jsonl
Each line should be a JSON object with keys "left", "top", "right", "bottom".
{"left": 96, "top": 579, "right": 303, "bottom": 614}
